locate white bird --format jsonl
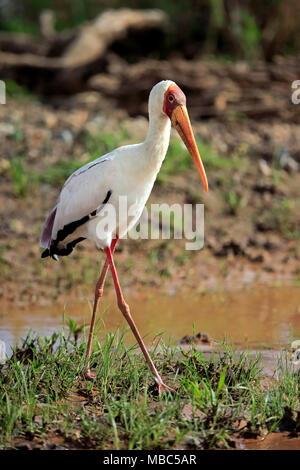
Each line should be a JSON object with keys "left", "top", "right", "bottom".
{"left": 40, "top": 80, "right": 208, "bottom": 395}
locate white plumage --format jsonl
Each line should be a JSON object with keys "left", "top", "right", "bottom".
{"left": 41, "top": 80, "right": 174, "bottom": 256}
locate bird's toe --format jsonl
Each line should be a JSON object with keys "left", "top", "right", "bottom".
{"left": 158, "top": 382, "right": 176, "bottom": 396}
{"left": 83, "top": 370, "right": 96, "bottom": 381}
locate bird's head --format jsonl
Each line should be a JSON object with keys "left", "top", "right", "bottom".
{"left": 150, "top": 80, "right": 208, "bottom": 192}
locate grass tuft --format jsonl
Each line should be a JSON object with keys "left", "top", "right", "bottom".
{"left": 0, "top": 326, "right": 299, "bottom": 449}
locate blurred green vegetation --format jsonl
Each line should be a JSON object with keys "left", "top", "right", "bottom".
{"left": 0, "top": 0, "right": 299, "bottom": 60}
{"left": 8, "top": 130, "right": 128, "bottom": 195}
{"left": 5, "top": 80, "right": 38, "bottom": 101}
{"left": 8, "top": 131, "right": 231, "bottom": 196}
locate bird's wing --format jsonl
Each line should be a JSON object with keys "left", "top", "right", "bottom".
{"left": 50, "top": 151, "right": 117, "bottom": 243}
{"left": 62, "top": 153, "right": 113, "bottom": 188}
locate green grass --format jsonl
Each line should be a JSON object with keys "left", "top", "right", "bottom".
{"left": 5, "top": 80, "right": 38, "bottom": 102}
{"left": 156, "top": 140, "right": 192, "bottom": 184}
{"left": 7, "top": 127, "right": 246, "bottom": 198}
{"left": 225, "top": 187, "right": 248, "bottom": 215}
{"left": 10, "top": 157, "right": 31, "bottom": 197}
{"left": 7, "top": 130, "right": 129, "bottom": 195}
{"left": 38, "top": 130, "right": 130, "bottom": 187}
{"left": 256, "top": 197, "right": 300, "bottom": 240}
{"left": 157, "top": 138, "right": 243, "bottom": 185}
{"left": 0, "top": 325, "right": 299, "bottom": 450}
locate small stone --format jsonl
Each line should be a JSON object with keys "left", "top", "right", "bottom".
{"left": 56, "top": 129, "right": 74, "bottom": 145}
{"left": 0, "top": 123, "right": 15, "bottom": 136}
{"left": 291, "top": 340, "right": 300, "bottom": 351}
{"left": 0, "top": 340, "right": 6, "bottom": 364}
{"left": 259, "top": 159, "right": 272, "bottom": 177}
{"left": 278, "top": 147, "right": 299, "bottom": 172}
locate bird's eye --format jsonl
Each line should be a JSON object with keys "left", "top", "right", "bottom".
{"left": 168, "top": 95, "right": 174, "bottom": 102}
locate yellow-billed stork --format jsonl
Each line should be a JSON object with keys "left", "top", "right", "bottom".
{"left": 40, "top": 80, "right": 208, "bottom": 395}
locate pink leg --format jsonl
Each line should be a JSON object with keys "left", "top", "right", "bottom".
{"left": 105, "top": 246, "right": 175, "bottom": 396}
{"left": 84, "top": 237, "right": 118, "bottom": 379}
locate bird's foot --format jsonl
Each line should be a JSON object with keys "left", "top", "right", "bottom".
{"left": 82, "top": 369, "right": 95, "bottom": 381}
{"left": 158, "top": 381, "right": 176, "bottom": 397}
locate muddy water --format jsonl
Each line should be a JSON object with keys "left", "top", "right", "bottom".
{"left": 237, "top": 433, "right": 300, "bottom": 450}
{"left": 1, "top": 285, "right": 300, "bottom": 354}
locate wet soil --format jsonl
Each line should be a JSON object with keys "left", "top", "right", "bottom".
{"left": 0, "top": 96, "right": 299, "bottom": 306}
{"left": 237, "top": 432, "right": 300, "bottom": 450}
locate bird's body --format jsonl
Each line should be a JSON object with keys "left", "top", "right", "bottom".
{"left": 40, "top": 80, "right": 208, "bottom": 394}
{"left": 41, "top": 81, "right": 172, "bottom": 256}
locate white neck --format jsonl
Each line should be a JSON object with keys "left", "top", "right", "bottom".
{"left": 143, "top": 110, "right": 171, "bottom": 174}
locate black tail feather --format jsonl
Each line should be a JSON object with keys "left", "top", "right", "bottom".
{"left": 41, "top": 237, "right": 86, "bottom": 260}
{"left": 41, "top": 249, "right": 50, "bottom": 258}
{"left": 41, "top": 248, "right": 59, "bottom": 261}
{"left": 40, "top": 191, "right": 111, "bottom": 262}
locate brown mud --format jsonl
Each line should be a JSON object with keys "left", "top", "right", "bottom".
{"left": 237, "top": 432, "right": 300, "bottom": 450}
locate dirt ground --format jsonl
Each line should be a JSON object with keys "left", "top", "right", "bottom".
{"left": 0, "top": 58, "right": 300, "bottom": 310}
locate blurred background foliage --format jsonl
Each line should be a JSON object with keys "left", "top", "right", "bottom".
{"left": 0, "top": 0, "right": 299, "bottom": 61}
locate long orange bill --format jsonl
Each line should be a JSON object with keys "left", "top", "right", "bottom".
{"left": 171, "top": 105, "right": 208, "bottom": 192}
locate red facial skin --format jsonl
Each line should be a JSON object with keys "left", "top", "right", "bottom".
{"left": 163, "top": 84, "right": 186, "bottom": 118}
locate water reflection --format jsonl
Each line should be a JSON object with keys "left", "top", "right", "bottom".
{"left": 0, "top": 285, "right": 300, "bottom": 354}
